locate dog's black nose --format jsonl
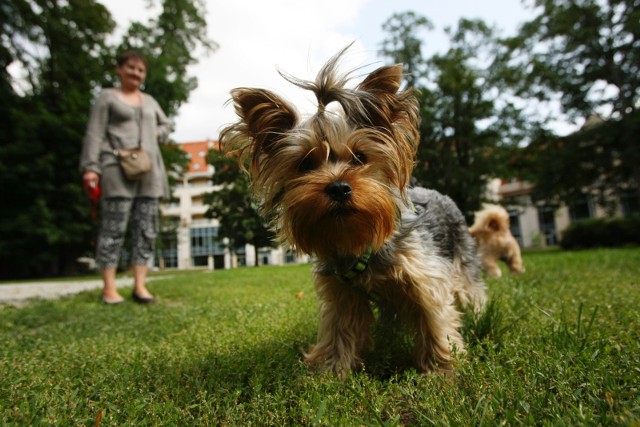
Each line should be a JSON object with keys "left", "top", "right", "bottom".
{"left": 326, "top": 181, "right": 352, "bottom": 201}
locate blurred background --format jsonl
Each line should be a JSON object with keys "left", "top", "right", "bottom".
{"left": 1, "top": 0, "right": 638, "bottom": 279}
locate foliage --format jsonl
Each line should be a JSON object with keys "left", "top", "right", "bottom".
{"left": 500, "top": 0, "right": 640, "bottom": 210}
{"left": 379, "top": 11, "right": 433, "bottom": 88}
{"left": 0, "top": 0, "right": 115, "bottom": 278}
{"left": 380, "top": 14, "right": 525, "bottom": 219}
{"left": 117, "top": 0, "right": 218, "bottom": 117}
{"left": 204, "top": 149, "right": 275, "bottom": 265}
{"left": 159, "top": 141, "right": 190, "bottom": 198}
{"left": 0, "top": 0, "right": 215, "bottom": 279}
{"left": 560, "top": 215, "right": 640, "bottom": 249}
{"left": 1, "top": 248, "right": 639, "bottom": 424}
{"left": 520, "top": 112, "right": 640, "bottom": 209}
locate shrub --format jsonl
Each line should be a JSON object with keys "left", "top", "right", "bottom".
{"left": 560, "top": 215, "right": 640, "bottom": 249}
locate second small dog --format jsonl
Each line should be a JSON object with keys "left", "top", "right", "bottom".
{"left": 221, "top": 46, "right": 486, "bottom": 376}
{"left": 469, "top": 204, "right": 524, "bottom": 278}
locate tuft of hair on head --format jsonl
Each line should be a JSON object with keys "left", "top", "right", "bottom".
{"left": 219, "top": 43, "right": 422, "bottom": 204}
{"left": 278, "top": 43, "right": 421, "bottom": 188}
{"left": 278, "top": 43, "right": 419, "bottom": 132}
{"left": 278, "top": 44, "right": 355, "bottom": 115}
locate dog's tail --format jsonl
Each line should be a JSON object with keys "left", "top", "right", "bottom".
{"left": 469, "top": 204, "right": 510, "bottom": 236}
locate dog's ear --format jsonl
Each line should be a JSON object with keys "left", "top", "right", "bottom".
{"left": 229, "top": 88, "right": 298, "bottom": 155}
{"left": 358, "top": 64, "right": 403, "bottom": 95}
{"left": 355, "top": 64, "right": 406, "bottom": 129}
{"left": 355, "top": 64, "right": 420, "bottom": 189}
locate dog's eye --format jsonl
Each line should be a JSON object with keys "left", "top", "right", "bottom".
{"left": 298, "top": 157, "right": 315, "bottom": 173}
{"left": 351, "top": 152, "right": 367, "bottom": 165}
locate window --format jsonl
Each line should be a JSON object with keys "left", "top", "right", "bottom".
{"left": 508, "top": 209, "right": 523, "bottom": 247}
{"left": 258, "top": 249, "right": 271, "bottom": 266}
{"left": 237, "top": 255, "right": 246, "bottom": 266}
{"left": 158, "top": 227, "right": 178, "bottom": 268}
{"left": 190, "top": 227, "right": 225, "bottom": 259}
{"left": 285, "top": 251, "right": 297, "bottom": 263}
{"left": 620, "top": 190, "right": 640, "bottom": 217}
{"left": 538, "top": 206, "right": 558, "bottom": 246}
{"left": 159, "top": 247, "right": 177, "bottom": 268}
{"left": 569, "top": 196, "right": 593, "bottom": 222}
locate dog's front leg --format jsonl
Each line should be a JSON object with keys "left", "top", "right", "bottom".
{"left": 483, "top": 255, "right": 503, "bottom": 278}
{"left": 304, "top": 275, "right": 373, "bottom": 378}
{"left": 505, "top": 245, "right": 525, "bottom": 274}
{"left": 400, "top": 264, "right": 466, "bottom": 372}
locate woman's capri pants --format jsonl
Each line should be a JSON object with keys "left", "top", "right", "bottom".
{"left": 95, "top": 197, "right": 159, "bottom": 269}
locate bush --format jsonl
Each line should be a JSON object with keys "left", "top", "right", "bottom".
{"left": 560, "top": 215, "right": 640, "bottom": 249}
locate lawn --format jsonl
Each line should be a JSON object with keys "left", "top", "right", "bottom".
{"left": 1, "top": 248, "right": 639, "bottom": 425}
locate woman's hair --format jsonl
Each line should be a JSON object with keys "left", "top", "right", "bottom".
{"left": 116, "top": 50, "right": 148, "bottom": 69}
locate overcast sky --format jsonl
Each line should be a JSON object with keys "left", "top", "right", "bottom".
{"left": 101, "top": 0, "right": 535, "bottom": 142}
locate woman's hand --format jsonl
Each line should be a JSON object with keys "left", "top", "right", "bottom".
{"left": 83, "top": 171, "right": 100, "bottom": 193}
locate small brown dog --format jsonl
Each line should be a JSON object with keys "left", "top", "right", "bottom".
{"left": 221, "top": 46, "right": 486, "bottom": 377}
{"left": 469, "top": 204, "right": 524, "bottom": 278}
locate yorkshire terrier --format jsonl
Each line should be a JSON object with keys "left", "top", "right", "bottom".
{"left": 221, "top": 46, "right": 487, "bottom": 376}
{"left": 470, "top": 204, "right": 524, "bottom": 278}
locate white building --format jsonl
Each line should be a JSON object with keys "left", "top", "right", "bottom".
{"left": 482, "top": 115, "right": 639, "bottom": 248}
{"left": 158, "top": 140, "right": 308, "bottom": 270}
{"left": 485, "top": 178, "right": 638, "bottom": 248}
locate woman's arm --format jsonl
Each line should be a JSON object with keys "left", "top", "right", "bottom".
{"left": 154, "top": 99, "right": 173, "bottom": 143}
{"left": 79, "top": 91, "right": 110, "bottom": 174}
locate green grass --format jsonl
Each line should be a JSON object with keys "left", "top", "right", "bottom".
{"left": 1, "top": 248, "right": 639, "bottom": 425}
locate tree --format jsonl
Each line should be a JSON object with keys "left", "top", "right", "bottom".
{"left": 0, "top": 0, "right": 116, "bottom": 278}
{"left": 500, "top": 0, "right": 640, "bottom": 210}
{"left": 0, "top": 0, "right": 215, "bottom": 279}
{"left": 204, "top": 149, "right": 275, "bottom": 267}
{"left": 380, "top": 13, "right": 525, "bottom": 219}
{"left": 160, "top": 141, "right": 190, "bottom": 196}
{"left": 116, "top": 0, "right": 218, "bottom": 117}
{"left": 379, "top": 11, "right": 432, "bottom": 88}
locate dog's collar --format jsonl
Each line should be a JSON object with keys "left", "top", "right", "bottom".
{"left": 338, "top": 198, "right": 413, "bottom": 282}
{"left": 340, "top": 246, "right": 374, "bottom": 281}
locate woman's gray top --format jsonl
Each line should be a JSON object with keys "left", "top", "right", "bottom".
{"left": 80, "top": 88, "right": 172, "bottom": 199}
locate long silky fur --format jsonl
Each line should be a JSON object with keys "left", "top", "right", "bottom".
{"left": 220, "top": 46, "right": 420, "bottom": 247}
{"left": 219, "top": 46, "right": 487, "bottom": 377}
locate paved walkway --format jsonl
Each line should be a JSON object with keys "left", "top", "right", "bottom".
{"left": 0, "top": 277, "right": 136, "bottom": 307}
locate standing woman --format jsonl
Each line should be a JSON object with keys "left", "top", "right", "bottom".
{"left": 80, "top": 51, "right": 172, "bottom": 304}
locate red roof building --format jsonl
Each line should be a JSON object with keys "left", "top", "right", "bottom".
{"left": 180, "top": 140, "right": 220, "bottom": 174}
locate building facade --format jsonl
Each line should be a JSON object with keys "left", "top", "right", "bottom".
{"left": 158, "top": 140, "right": 308, "bottom": 270}
{"left": 486, "top": 178, "right": 639, "bottom": 249}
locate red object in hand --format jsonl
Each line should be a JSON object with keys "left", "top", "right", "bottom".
{"left": 85, "top": 181, "right": 101, "bottom": 220}
{"left": 86, "top": 181, "right": 101, "bottom": 202}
